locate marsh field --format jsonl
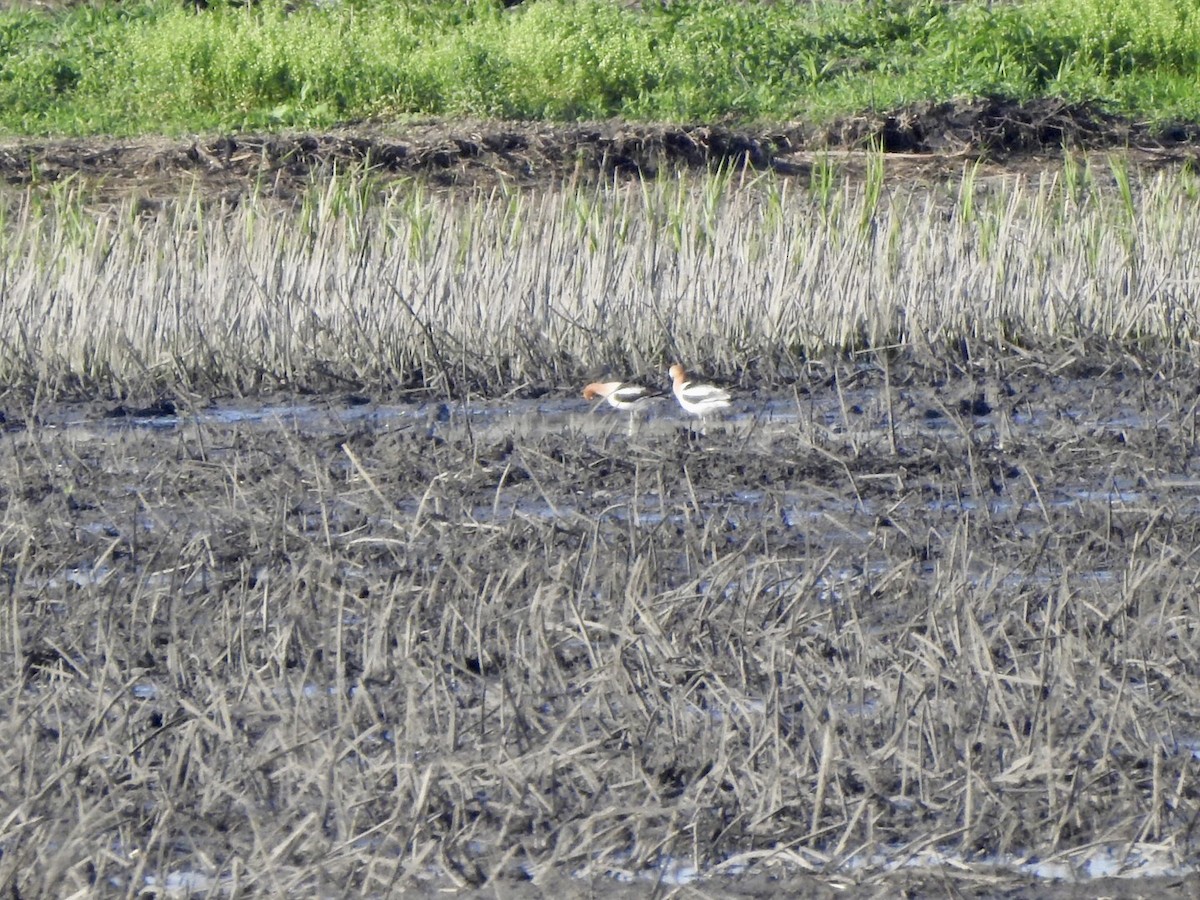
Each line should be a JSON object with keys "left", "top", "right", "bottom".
{"left": 4, "top": 114, "right": 1200, "bottom": 899}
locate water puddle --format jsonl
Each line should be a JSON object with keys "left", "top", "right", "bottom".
{"left": 123, "top": 837, "right": 1193, "bottom": 897}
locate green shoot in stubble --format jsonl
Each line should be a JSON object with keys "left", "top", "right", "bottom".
{"left": 957, "top": 159, "right": 981, "bottom": 225}
{"left": 1108, "top": 153, "right": 1139, "bottom": 249}
{"left": 810, "top": 152, "right": 842, "bottom": 230}
{"left": 1060, "top": 146, "right": 1084, "bottom": 209}
{"left": 858, "top": 145, "right": 885, "bottom": 239}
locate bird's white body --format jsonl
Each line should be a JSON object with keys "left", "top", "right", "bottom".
{"left": 668, "top": 364, "right": 731, "bottom": 418}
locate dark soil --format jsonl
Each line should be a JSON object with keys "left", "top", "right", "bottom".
{"left": 3, "top": 98, "right": 1200, "bottom": 203}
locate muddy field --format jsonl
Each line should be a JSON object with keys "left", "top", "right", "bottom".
{"left": 4, "top": 351, "right": 1200, "bottom": 897}
{"left": 4, "top": 101, "right": 1200, "bottom": 896}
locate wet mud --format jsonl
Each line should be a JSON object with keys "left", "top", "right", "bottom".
{"left": 5, "top": 353, "right": 1200, "bottom": 895}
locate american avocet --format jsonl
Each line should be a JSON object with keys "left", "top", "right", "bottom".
{"left": 668, "top": 364, "right": 732, "bottom": 420}
{"left": 583, "top": 380, "right": 660, "bottom": 433}
{"left": 582, "top": 381, "right": 657, "bottom": 412}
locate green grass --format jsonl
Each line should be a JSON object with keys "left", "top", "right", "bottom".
{"left": 3, "top": 0, "right": 1200, "bottom": 137}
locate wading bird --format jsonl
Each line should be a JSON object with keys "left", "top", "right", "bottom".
{"left": 582, "top": 381, "right": 657, "bottom": 412}
{"left": 583, "top": 380, "right": 661, "bottom": 432}
{"left": 668, "top": 363, "right": 732, "bottom": 422}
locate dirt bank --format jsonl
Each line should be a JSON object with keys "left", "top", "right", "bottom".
{"left": 3, "top": 98, "right": 1199, "bottom": 203}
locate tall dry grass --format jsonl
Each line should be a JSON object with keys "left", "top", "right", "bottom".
{"left": 2, "top": 157, "right": 1200, "bottom": 399}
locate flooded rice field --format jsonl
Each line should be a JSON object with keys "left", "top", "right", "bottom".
{"left": 4, "top": 353, "right": 1200, "bottom": 897}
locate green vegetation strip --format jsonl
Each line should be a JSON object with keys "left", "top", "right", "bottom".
{"left": 3, "top": 0, "right": 1200, "bottom": 136}
{"left": 1, "top": 156, "right": 1197, "bottom": 398}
